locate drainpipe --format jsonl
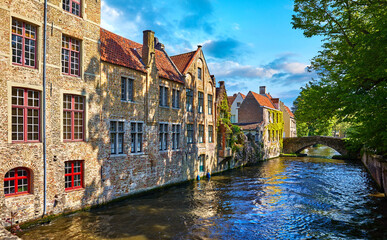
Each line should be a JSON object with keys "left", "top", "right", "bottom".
{"left": 43, "top": 0, "right": 48, "bottom": 216}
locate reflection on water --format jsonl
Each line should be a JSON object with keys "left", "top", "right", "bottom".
{"left": 20, "top": 149, "right": 387, "bottom": 240}
{"left": 301, "top": 145, "right": 339, "bottom": 158}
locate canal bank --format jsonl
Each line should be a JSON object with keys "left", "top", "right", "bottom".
{"left": 18, "top": 147, "right": 387, "bottom": 239}
{"left": 362, "top": 151, "right": 387, "bottom": 195}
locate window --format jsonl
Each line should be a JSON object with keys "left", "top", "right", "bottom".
{"left": 198, "top": 67, "right": 202, "bottom": 80}
{"left": 65, "top": 161, "right": 83, "bottom": 191}
{"left": 63, "top": 0, "right": 81, "bottom": 16}
{"left": 268, "top": 130, "right": 271, "bottom": 142}
{"left": 131, "top": 122, "right": 143, "bottom": 153}
{"left": 159, "top": 123, "right": 168, "bottom": 151}
{"left": 4, "top": 168, "right": 30, "bottom": 196}
{"left": 230, "top": 115, "right": 236, "bottom": 123}
{"left": 237, "top": 102, "right": 241, "bottom": 107}
{"left": 12, "top": 19, "right": 36, "bottom": 68}
{"left": 12, "top": 88, "right": 40, "bottom": 142}
{"left": 62, "top": 36, "right": 80, "bottom": 76}
{"left": 198, "top": 91, "right": 204, "bottom": 113}
{"left": 199, "top": 155, "right": 205, "bottom": 172}
{"left": 110, "top": 121, "right": 124, "bottom": 155}
{"left": 198, "top": 124, "right": 204, "bottom": 143}
{"left": 208, "top": 125, "right": 213, "bottom": 143}
{"left": 63, "top": 94, "right": 84, "bottom": 141}
{"left": 186, "top": 89, "right": 193, "bottom": 112}
{"left": 172, "top": 124, "right": 180, "bottom": 150}
{"left": 187, "top": 124, "right": 194, "bottom": 144}
{"left": 208, "top": 94, "right": 213, "bottom": 115}
{"left": 159, "top": 86, "right": 169, "bottom": 107}
{"left": 121, "top": 77, "right": 133, "bottom": 101}
{"left": 172, "top": 89, "right": 180, "bottom": 108}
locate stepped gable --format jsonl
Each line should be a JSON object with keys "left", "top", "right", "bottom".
{"left": 100, "top": 28, "right": 183, "bottom": 83}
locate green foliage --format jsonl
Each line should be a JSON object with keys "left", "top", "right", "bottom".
{"left": 292, "top": 0, "right": 387, "bottom": 154}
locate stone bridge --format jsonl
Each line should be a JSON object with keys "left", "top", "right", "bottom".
{"left": 283, "top": 136, "right": 348, "bottom": 156}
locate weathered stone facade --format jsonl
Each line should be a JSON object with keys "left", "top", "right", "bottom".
{"left": 0, "top": 0, "right": 221, "bottom": 225}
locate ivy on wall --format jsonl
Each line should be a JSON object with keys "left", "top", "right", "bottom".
{"left": 264, "top": 109, "right": 285, "bottom": 149}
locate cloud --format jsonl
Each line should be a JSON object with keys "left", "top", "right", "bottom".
{"left": 203, "top": 38, "right": 243, "bottom": 59}
{"left": 208, "top": 61, "right": 278, "bottom": 79}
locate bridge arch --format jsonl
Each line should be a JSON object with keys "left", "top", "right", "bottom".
{"left": 283, "top": 136, "right": 348, "bottom": 156}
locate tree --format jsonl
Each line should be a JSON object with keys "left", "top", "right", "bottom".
{"left": 292, "top": 0, "right": 387, "bottom": 154}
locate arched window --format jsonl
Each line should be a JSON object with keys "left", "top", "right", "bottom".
{"left": 4, "top": 167, "right": 30, "bottom": 196}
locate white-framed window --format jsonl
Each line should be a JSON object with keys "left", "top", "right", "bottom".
{"left": 198, "top": 124, "right": 204, "bottom": 143}
{"left": 172, "top": 124, "right": 181, "bottom": 150}
{"left": 159, "top": 123, "right": 168, "bottom": 151}
{"left": 131, "top": 122, "right": 143, "bottom": 153}
{"left": 198, "top": 91, "right": 204, "bottom": 113}
{"left": 186, "top": 89, "right": 193, "bottom": 112}
{"left": 230, "top": 115, "right": 236, "bottom": 123}
{"left": 159, "top": 86, "right": 169, "bottom": 107}
{"left": 208, "top": 125, "right": 213, "bottom": 143}
{"left": 110, "top": 121, "right": 124, "bottom": 155}
{"left": 172, "top": 89, "right": 180, "bottom": 108}
{"left": 187, "top": 124, "right": 194, "bottom": 144}
{"left": 208, "top": 94, "right": 213, "bottom": 115}
{"left": 121, "top": 77, "right": 133, "bottom": 101}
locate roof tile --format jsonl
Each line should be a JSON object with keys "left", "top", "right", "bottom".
{"left": 251, "top": 91, "right": 276, "bottom": 109}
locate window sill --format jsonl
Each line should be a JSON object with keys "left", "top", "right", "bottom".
{"left": 159, "top": 106, "right": 170, "bottom": 109}
{"left": 11, "top": 141, "right": 41, "bottom": 144}
{"left": 64, "top": 140, "right": 86, "bottom": 143}
{"left": 12, "top": 64, "right": 38, "bottom": 70}
{"left": 172, "top": 107, "right": 180, "bottom": 110}
{"left": 110, "top": 154, "right": 126, "bottom": 158}
{"left": 65, "top": 187, "right": 84, "bottom": 193}
{"left": 5, "top": 193, "right": 33, "bottom": 199}
{"left": 130, "top": 152, "right": 144, "bottom": 156}
{"left": 121, "top": 100, "right": 136, "bottom": 103}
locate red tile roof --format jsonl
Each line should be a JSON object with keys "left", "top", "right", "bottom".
{"left": 100, "top": 28, "right": 183, "bottom": 83}
{"left": 170, "top": 50, "right": 199, "bottom": 75}
{"left": 251, "top": 91, "right": 276, "bottom": 109}
{"left": 284, "top": 105, "right": 295, "bottom": 118}
{"left": 240, "top": 93, "right": 246, "bottom": 99}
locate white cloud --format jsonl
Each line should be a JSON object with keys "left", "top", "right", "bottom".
{"left": 208, "top": 61, "right": 278, "bottom": 79}
{"left": 280, "top": 62, "right": 308, "bottom": 74}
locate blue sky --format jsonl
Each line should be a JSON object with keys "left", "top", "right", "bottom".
{"left": 101, "top": 0, "right": 322, "bottom": 107}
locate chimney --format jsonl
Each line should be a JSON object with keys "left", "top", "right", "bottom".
{"left": 219, "top": 81, "right": 225, "bottom": 88}
{"left": 142, "top": 30, "right": 155, "bottom": 67}
{"left": 154, "top": 37, "right": 164, "bottom": 50}
{"left": 259, "top": 86, "right": 266, "bottom": 95}
{"left": 233, "top": 93, "right": 237, "bottom": 98}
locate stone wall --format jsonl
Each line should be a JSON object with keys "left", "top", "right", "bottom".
{"left": 362, "top": 152, "right": 387, "bottom": 195}
{"left": 283, "top": 136, "right": 348, "bottom": 156}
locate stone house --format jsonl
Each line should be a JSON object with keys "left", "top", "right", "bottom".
{"left": 228, "top": 92, "right": 246, "bottom": 123}
{"left": 0, "top": 0, "right": 217, "bottom": 224}
{"left": 237, "top": 86, "right": 284, "bottom": 159}
{"left": 279, "top": 101, "right": 297, "bottom": 137}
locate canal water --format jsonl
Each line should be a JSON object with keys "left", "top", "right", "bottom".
{"left": 20, "top": 146, "right": 387, "bottom": 239}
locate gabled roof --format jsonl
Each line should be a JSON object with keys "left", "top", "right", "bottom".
{"left": 240, "top": 93, "right": 246, "bottom": 99}
{"left": 284, "top": 105, "right": 295, "bottom": 118}
{"left": 251, "top": 91, "right": 276, "bottom": 109}
{"left": 100, "top": 28, "right": 183, "bottom": 83}
{"left": 170, "top": 50, "right": 199, "bottom": 75}
{"left": 227, "top": 95, "right": 236, "bottom": 107}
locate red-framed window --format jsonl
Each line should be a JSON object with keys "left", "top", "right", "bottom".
{"left": 65, "top": 161, "right": 83, "bottom": 191}
{"left": 4, "top": 168, "right": 30, "bottom": 196}
{"left": 63, "top": 94, "right": 84, "bottom": 141}
{"left": 12, "top": 88, "right": 40, "bottom": 142}
{"left": 63, "top": 0, "right": 81, "bottom": 17}
{"left": 62, "top": 36, "right": 80, "bottom": 76}
{"left": 11, "top": 19, "right": 37, "bottom": 68}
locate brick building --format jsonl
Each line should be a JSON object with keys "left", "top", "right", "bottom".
{"left": 0, "top": 0, "right": 217, "bottom": 224}
{"left": 237, "top": 86, "right": 284, "bottom": 159}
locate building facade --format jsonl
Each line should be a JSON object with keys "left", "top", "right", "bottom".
{"left": 279, "top": 101, "right": 297, "bottom": 137}
{"left": 0, "top": 0, "right": 218, "bottom": 224}
{"left": 228, "top": 92, "right": 245, "bottom": 123}
{"left": 237, "top": 87, "right": 284, "bottom": 159}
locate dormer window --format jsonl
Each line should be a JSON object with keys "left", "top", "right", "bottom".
{"left": 63, "top": 0, "right": 81, "bottom": 17}
{"left": 198, "top": 67, "right": 202, "bottom": 80}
